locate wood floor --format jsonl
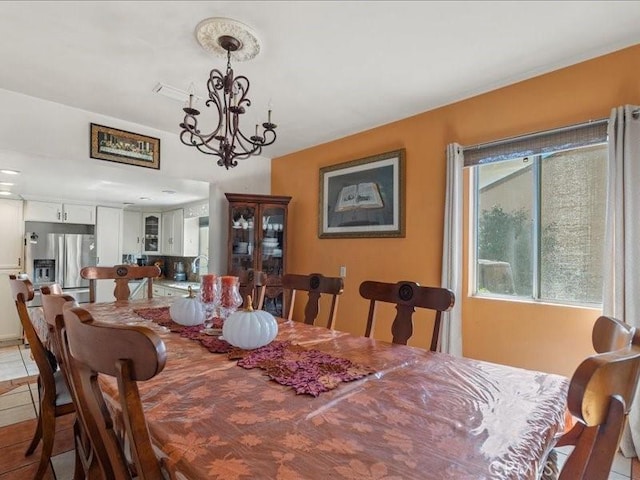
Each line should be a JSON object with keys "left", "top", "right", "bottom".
{"left": 0, "top": 415, "right": 75, "bottom": 479}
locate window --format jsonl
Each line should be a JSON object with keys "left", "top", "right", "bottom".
{"left": 469, "top": 122, "right": 607, "bottom": 306}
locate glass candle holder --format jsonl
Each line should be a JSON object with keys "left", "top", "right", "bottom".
{"left": 219, "top": 275, "right": 242, "bottom": 321}
{"left": 199, "top": 274, "right": 220, "bottom": 329}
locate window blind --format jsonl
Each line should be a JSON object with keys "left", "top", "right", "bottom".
{"left": 463, "top": 119, "right": 608, "bottom": 167}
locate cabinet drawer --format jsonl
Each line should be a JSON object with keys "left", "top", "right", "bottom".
{"left": 152, "top": 286, "right": 166, "bottom": 296}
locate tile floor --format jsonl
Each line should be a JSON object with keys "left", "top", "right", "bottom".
{"left": 0, "top": 343, "right": 636, "bottom": 479}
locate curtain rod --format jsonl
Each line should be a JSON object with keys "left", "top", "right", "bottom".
{"left": 464, "top": 118, "right": 608, "bottom": 152}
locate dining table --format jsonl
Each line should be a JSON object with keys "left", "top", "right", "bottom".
{"left": 78, "top": 297, "right": 569, "bottom": 480}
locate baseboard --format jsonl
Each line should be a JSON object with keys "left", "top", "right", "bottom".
{"left": 0, "top": 338, "right": 24, "bottom": 348}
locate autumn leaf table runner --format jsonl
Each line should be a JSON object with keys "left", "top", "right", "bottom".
{"left": 133, "top": 305, "right": 374, "bottom": 397}
{"left": 85, "top": 298, "right": 569, "bottom": 480}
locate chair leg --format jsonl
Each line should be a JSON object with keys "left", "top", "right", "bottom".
{"left": 72, "top": 421, "right": 86, "bottom": 480}
{"left": 25, "top": 410, "right": 43, "bottom": 455}
{"left": 32, "top": 412, "right": 55, "bottom": 480}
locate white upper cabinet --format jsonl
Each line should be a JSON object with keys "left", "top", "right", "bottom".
{"left": 24, "top": 201, "right": 95, "bottom": 224}
{"left": 161, "top": 209, "right": 184, "bottom": 256}
{"left": 183, "top": 217, "right": 199, "bottom": 257}
{"left": 0, "top": 199, "right": 24, "bottom": 269}
{"left": 123, "top": 210, "right": 143, "bottom": 255}
{"left": 63, "top": 204, "right": 95, "bottom": 224}
{"left": 142, "top": 213, "right": 161, "bottom": 254}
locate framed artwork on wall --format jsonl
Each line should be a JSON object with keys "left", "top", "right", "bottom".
{"left": 90, "top": 123, "right": 160, "bottom": 170}
{"left": 318, "top": 148, "right": 406, "bottom": 238}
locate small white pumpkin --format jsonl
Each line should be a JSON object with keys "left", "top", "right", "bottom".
{"left": 222, "top": 296, "right": 278, "bottom": 349}
{"left": 170, "top": 286, "right": 207, "bottom": 326}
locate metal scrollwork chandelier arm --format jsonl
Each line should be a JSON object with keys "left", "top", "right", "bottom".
{"left": 179, "top": 42, "right": 277, "bottom": 169}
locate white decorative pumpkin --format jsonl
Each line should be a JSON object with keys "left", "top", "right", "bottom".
{"left": 222, "top": 296, "right": 278, "bottom": 349}
{"left": 170, "top": 287, "right": 207, "bottom": 326}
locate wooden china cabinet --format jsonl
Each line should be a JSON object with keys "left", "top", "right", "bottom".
{"left": 225, "top": 193, "right": 291, "bottom": 317}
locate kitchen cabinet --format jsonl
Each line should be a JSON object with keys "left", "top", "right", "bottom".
{"left": 161, "top": 209, "right": 184, "bottom": 256}
{"left": 24, "top": 200, "right": 95, "bottom": 224}
{"left": 0, "top": 200, "right": 24, "bottom": 340}
{"left": 165, "top": 212, "right": 199, "bottom": 257}
{"left": 0, "top": 268, "right": 22, "bottom": 341}
{"left": 123, "top": 210, "right": 142, "bottom": 255}
{"left": 0, "top": 199, "right": 24, "bottom": 269}
{"left": 225, "top": 193, "right": 291, "bottom": 317}
{"left": 129, "top": 280, "right": 148, "bottom": 299}
{"left": 183, "top": 217, "right": 199, "bottom": 257}
{"left": 143, "top": 213, "right": 161, "bottom": 254}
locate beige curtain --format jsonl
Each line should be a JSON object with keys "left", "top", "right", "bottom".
{"left": 603, "top": 105, "right": 640, "bottom": 457}
{"left": 440, "top": 143, "right": 463, "bottom": 356}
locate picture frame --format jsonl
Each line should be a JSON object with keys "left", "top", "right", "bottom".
{"left": 90, "top": 123, "right": 160, "bottom": 170}
{"left": 319, "top": 149, "right": 406, "bottom": 238}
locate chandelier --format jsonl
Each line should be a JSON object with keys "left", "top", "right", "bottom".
{"left": 179, "top": 18, "right": 276, "bottom": 169}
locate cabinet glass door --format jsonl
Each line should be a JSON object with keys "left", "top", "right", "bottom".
{"left": 229, "top": 205, "right": 257, "bottom": 276}
{"left": 144, "top": 215, "right": 160, "bottom": 253}
{"left": 260, "top": 205, "right": 286, "bottom": 316}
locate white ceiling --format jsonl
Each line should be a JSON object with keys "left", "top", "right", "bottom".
{"left": 1, "top": 1, "right": 640, "bottom": 206}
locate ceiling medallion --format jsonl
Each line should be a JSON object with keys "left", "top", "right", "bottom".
{"left": 180, "top": 17, "right": 276, "bottom": 169}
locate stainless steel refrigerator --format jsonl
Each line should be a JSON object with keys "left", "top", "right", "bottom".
{"left": 25, "top": 232, "right": 97, "bottom": 305}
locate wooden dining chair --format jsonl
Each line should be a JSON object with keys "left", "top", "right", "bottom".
{"left": 8, "top": 275, "right": 75, "bottom": 480}
{"left": 282, "top": 273, "right": 344, "bottom": 328}
{"left": 40, "top": 283, "right": 63, "bottom": 295}
{"left": 80, "top": 264, "right": 161, "bottom": 302}
{"left": 592, "top": 315, "right": 638, "bottom": 353}
{"left": 553, "top": 342, "right": 640, "bottom": 479}
{"left": 40, "top": 291, "right": 95, "bottom": 479}
{"left": 236, "top": 269, "right": 267, "bottom": 309}
{"left": 62, "top": 306, "right": 167, "bottom": 480}
{"left": 359, "top": 280, "right": 455, "bottom": 350}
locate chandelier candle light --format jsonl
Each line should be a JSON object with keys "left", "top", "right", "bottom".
{"left": 180, "top": 17, "right": 277, "bottom": 169}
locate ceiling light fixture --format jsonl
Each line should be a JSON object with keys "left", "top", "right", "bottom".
{"left": 179, "top": 17, "right": 276, "bottom": 170}
{"left": 0, "top": 182, "right": 14, "bottom": 186}
{"left": 0, "top": 191, "right": 12, "bottom": 196}
{"left": 0, "top": 169, "right": 20, "bottom": 175}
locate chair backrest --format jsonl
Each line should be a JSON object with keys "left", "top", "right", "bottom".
{"left": 40, "top": 291, "right": 78, "bottom": 366}
{"left": 40, "top": 284, "right": 63, "bottom": 295}
{"left": 359, "top": 280, "right": 455, "bottom": 350}
{"left": 281, "top": 273, "right": 344, "bottom": 328}
{"left": 80, "top": 265, "right": 161, "bottom": 302}
{"left": 62, "top": 306, "right": 166, "bottom": 480}
{"left": 8, "top": 275, "right": 58, "bottom": 402}
{"left": 236, "top": 269, "right": 267, "bottom": 310}
{"left": 557, "top": 343, "right": 640, "bottom": 479}
{"left": 592, "top": 315, "right": 638, "bottom": 353}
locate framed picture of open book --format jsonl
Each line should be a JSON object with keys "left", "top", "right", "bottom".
{"left": 319, "top": 149, "right": 405, "bottom": 238}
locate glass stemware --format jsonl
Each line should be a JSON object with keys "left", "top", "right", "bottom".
{"left": 219, "top": 275, "right": 243, "bottom": 322}
{"left": 199, "top": 274, "right": 220, "bottom": 330}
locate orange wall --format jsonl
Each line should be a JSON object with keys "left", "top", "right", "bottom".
{"left": 271, "top": 44, "right": 640, "bottom": 377}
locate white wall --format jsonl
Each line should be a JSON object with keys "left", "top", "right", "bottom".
{"left": 0, "top": 87, "right": 271, "bottom": 187}
{"left": 0, "top": 87, "right": 271, "bottom": 274}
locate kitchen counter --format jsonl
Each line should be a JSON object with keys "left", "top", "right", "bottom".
{"left": 156, "top": 279, "right": 200, "bottom": 291}
{"left": 150, "top": 279, "right": 201, "bottom": 298}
